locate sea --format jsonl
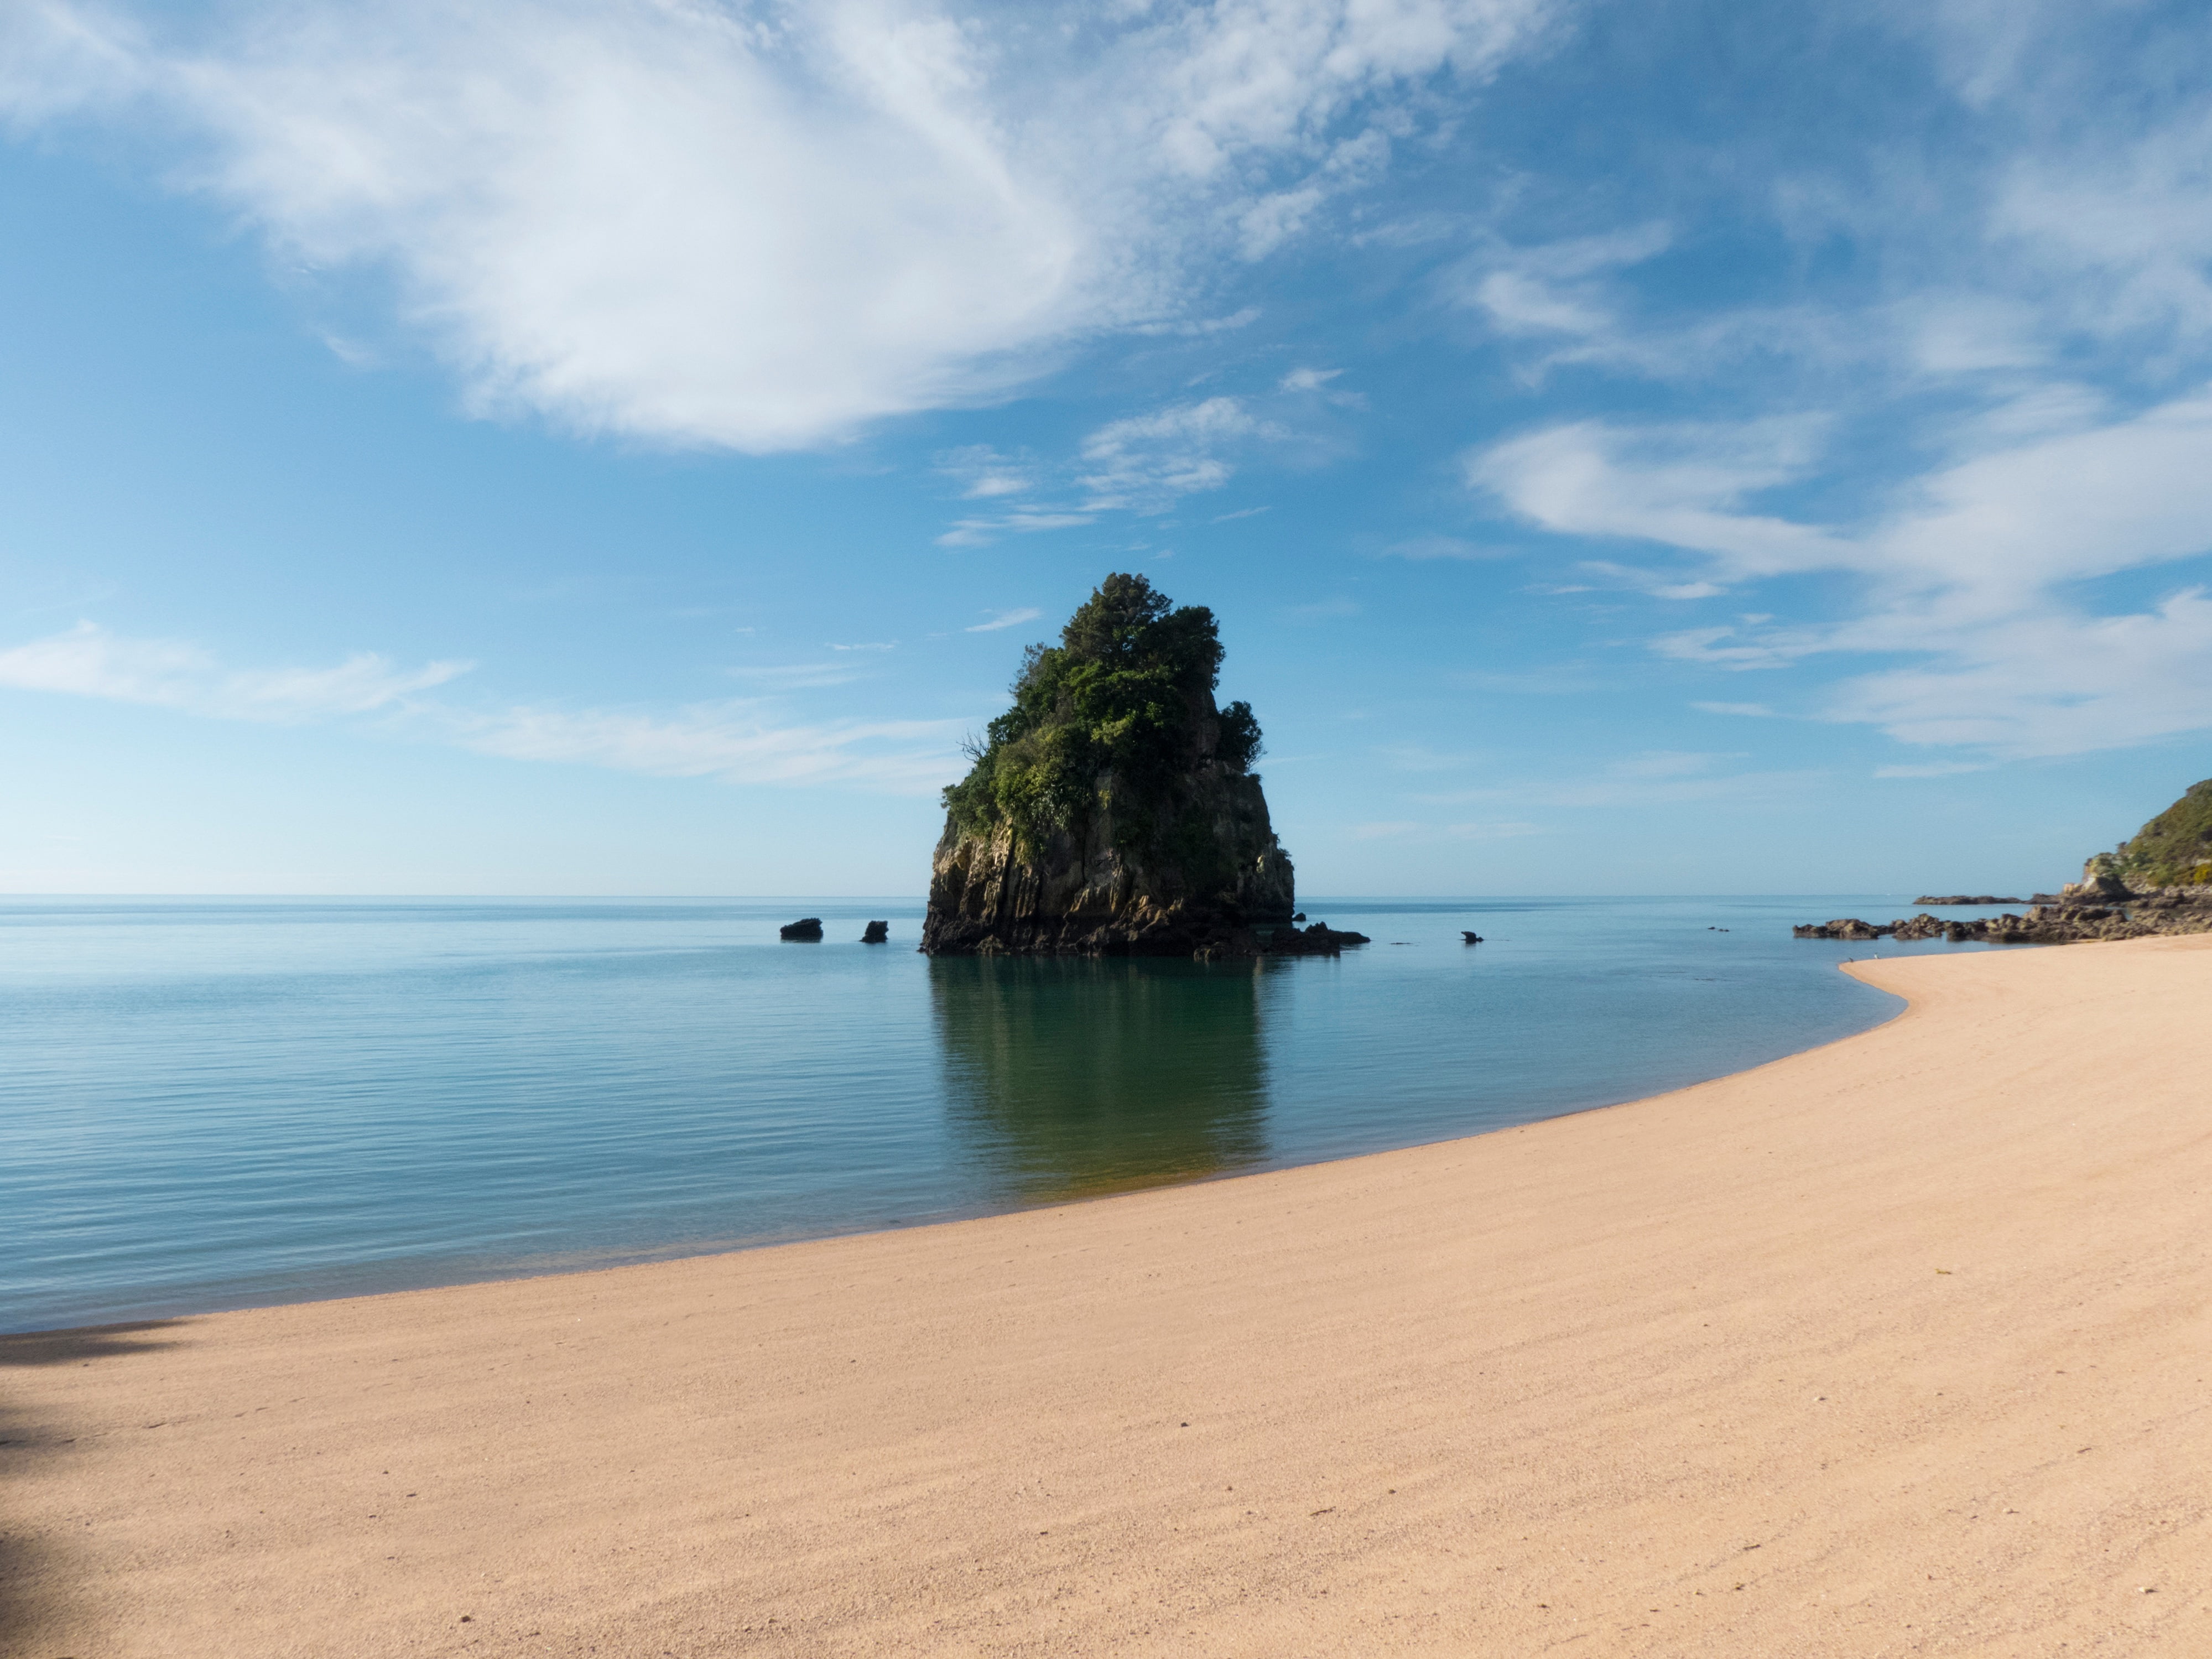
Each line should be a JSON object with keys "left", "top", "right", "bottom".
{"left": 1, "top": 895, "right": 2030, "bottom": 1334}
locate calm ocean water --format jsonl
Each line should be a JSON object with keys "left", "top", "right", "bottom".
{"left": 1, "top": 896, "right": 2026, "bottom": 1333}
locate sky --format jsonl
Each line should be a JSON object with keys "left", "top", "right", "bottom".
{"left": 2, "top": 0, "right": 2209, "bottom": 896}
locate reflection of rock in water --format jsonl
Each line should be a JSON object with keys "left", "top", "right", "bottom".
{"left": 931, "top": 957, "right": 1271, "bottom": 1202}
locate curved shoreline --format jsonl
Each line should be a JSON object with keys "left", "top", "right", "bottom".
{"left": 10, "top": 934, "right": 2209, "bottom": 1655}
{"left": 8, "top": 930, "right": 1913, "bottom": 1337}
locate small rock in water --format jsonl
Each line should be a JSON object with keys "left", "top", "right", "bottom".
{"left": 1461, "top": 931, "right": 1484, "bottom": 944}
{"left": 779, "top": 918, "right": 825, "bottom": 941}
{"left": 861, "top": 920, "right": 889, "bottom": 943}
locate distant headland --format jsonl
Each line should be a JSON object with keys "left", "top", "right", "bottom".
{"left": 920, "top": 574, "right": 1365, "bottom": 959}
{"left": 1800, "top": 778, "right": 2212, "bottom": 944}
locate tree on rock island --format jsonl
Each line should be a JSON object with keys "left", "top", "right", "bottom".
{"left": 921, "top": 573, "right": 1298, "bottom": 959}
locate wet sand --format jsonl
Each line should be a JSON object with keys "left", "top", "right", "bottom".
{"left": 6, "top": 934, "right": 2209, "bottom": 1656}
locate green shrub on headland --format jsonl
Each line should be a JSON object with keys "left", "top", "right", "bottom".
{"left": 941, "top": 573, "right": 1261, "bottom": 855}
{"left": 2087, "top": 778, "right": 2212, "bottom": 888}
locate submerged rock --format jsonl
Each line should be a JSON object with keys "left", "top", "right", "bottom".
{"left": 922, "top": 575, "right": 1299, "bottom": 959}
{"left": 779, "top": 918, "right": 824, "bottom": 941}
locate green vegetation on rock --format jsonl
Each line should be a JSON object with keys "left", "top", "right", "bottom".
{"left": 2088, "top": 778, "right": 2212, "bottom": 888}
{"left": 940, "top": 573, "right": 1261, "bottom": 857}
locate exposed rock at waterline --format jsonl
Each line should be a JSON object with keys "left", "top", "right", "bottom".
{"left": 779, "top": 918, "right": 824, "bottom": 941}
{"left": 862, "top": 920, "right": 889, "bottom": 944}
{"left": 1799, "top": 781, "right": 2212, "bottom": 947}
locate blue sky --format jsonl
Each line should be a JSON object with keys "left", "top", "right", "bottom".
{"left": 2, "top": 0, "right": 2209, "bottom": 895}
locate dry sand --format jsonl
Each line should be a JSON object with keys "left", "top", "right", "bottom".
{"left": 6, "top": 935, "right": 2210, "bottom": 1657}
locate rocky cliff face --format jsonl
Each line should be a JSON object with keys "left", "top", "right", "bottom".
{"left": 922, "top": 763, "right": 1295, "bottom": 956}
{"left": 921, "top": 574, "right": 1304, "bottom": 959}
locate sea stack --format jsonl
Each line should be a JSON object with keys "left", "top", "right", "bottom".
{"left": 922, "top": 574, "right": 1296, "bottom": 958}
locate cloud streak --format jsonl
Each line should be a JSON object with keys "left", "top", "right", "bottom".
{"left": 452, "top": 702, "right": 966, "bottom": 793}
{"left": 0, "top": 622, "right": 966, "bottom": 792}
{"left": 965, "top": 607, "right": 1042, "bottom": 633}
{"left": 0, "top": 621, "right": 470, "bottom": 719}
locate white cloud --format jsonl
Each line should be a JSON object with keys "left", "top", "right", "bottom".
{"left": 0, "top": 621, "right": 966, "bottom": 791}
{"left": 938, "top": 386, "right": 1304, "bottom": 542}
{"left": 1078, "top": 396, "right": 1283, "bottom": 511}
{"left": 0, "top": 622, "right": 470, "bottom": 719}
{"left": 934, "top": 511, "right": 1095, "bottom": 549}
{"left": 965, "top": 607, "right": 1042, "bottom": 632}
{"left": 1471, "top": 392, "right": 2212, "bottom": 756}
{"left": 4, "top": 0, "right": 1555, "bottom": 451}
{"left": 1469, "top": 416, "right": 1846, "bottom": 578}
{"left": 1692, "top": 700, "right": 1777, "bottom": 717}
{"left": 454, "top": 702, "right": 965, "bottom": 793}
{"left": 935, "top": 445, "right": 1034, "bottom": 499}
{"left": 1456, "top": 221, "right": 1671, "bottom": 340}
{"left": 1279, "top": 366, "right": 1343, "bottom": 392}
{"left": 1825, "top": 591, "right": 2212, "bottom": 757}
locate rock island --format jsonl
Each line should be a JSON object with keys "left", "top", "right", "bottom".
{"left": 921, "top": 574, "right": 1360, "bottom": 958}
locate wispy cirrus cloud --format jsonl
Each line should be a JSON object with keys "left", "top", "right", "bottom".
{"left": 935, "top": 511, "right": 1095, "bottom": 550}
{"left": 1472, "top": 393, "right": 2212, "bottom": 757}
{"left": 934, "top": 392, "right": 1289, "bottom": 544}
{"left": 451, "top": 703, "right": 965, "bottom": 793}
{"left": 1078, "top": 396, "right": 1284, "bottom": 512}
{"left": 965, "top": 607, "right": 1042, "bottom": 633}
{"left": 1437, "top": 1, "right": 2212, "bottom": 769}
{"left": 0, "top": 621, "right": 470, "bottom": 719}
{"left": 0, "top": 622, "right": 966, "bottom": 792}
{"left": 1, "top": 0, "right": 1555, "bottom": 451}
{"left": 934, "top": 445, "right": 1035, "bottom": 500}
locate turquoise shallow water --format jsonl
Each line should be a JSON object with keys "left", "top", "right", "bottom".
{"left": 1, "top": 896, "right": 2026, "bottom": 1332}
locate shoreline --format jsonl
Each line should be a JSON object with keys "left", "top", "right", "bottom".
{"left": 8, "top": 925, "right": 1917, "bottom": 1339}
{"left": 8, "top": 973, "right": 1913, "bottom": 1343}
{"left": 8, "top": 934, "right": 2209, "bottom": 1655}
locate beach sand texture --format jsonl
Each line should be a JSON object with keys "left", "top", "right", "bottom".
{"left": 6, "top": 935, "right": 2209, "bottom": 1657}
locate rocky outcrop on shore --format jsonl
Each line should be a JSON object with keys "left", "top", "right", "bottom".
{"left": 922, "top": 574, "right": 1307, "bottom": 960}
{"left": 1912, "top": 894, "right": 2024, "bottom": 906}
{"left": 1795, "top": 888, "right": 2212, "bottom": 945}
{"left": 1800, "top": 780, "right": 2212, "bottom": 946}
{"left": 2088, "top": 778, "right": 2212, "bottom": 890}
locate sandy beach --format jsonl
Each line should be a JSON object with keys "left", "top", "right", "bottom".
{"left": 6, "top": 934, "right": 2209, "bottom": 1657}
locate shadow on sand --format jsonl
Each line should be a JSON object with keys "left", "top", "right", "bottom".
{"left": 1, "top": 1320, "right": 190, "bottom": 1653}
